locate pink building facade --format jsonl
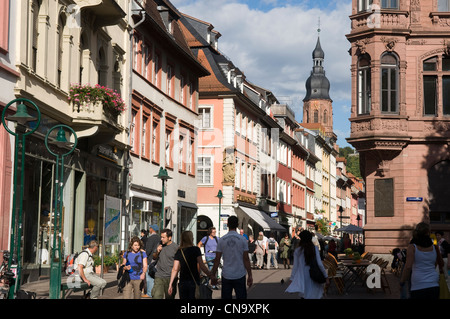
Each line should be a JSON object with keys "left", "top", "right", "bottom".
{"left": 181, "top": 14, "right": 286, "bottom": 239}
{"left": 347, "top": 0, "right": 450, "bottom": 254}
{"left": 0, "top": 0, "right": 17, "bottom": 254}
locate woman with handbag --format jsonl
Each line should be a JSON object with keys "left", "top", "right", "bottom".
{"left": 168, "top": 231, "right": 214, "bottom": 299}
{"left": 286, "top": 230, "right": 329, "bottom": 299}
{"left": 121, "top": 237, "right": 148, "bottom": 299}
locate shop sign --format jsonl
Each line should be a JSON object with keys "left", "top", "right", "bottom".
{"left": 97, "top": 144, "right": 118, "bottom": 163}
{"left": 236, "top": 194, "right": 256, "bottom": 205}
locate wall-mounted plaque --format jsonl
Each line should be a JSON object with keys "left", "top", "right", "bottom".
{"left": 374, "top": 178, "right": 394, "bottom": 217}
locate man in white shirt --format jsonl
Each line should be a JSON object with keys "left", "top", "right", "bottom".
{"left": 266, "top": 233, "right": 279, "bottom": 269}
{"left": 211, "top": 216, "right": 253, "bottom": 299}
{"left": 76, "top": 240, "right": 107, "bottom": 299}
{"left": 258, "top": 231, "right": 269, "bottom": 267}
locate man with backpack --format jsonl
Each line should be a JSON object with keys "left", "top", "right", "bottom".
{"left": 76, "top": 240, "right": 107, "bottom": 299}
{"left": 143, "top": 224, "right": 160, "bottom": 298}
{"left": 266, "top": 233, "right": 279, "bottom": 269}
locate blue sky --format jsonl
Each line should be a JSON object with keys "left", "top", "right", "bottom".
{"left": 171, "top": 0, "right": 353, "bottom": 148}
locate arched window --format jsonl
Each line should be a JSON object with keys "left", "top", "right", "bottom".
{"left": 357, "top": 54, "right": 371, "bottom": 115}
{"left": 313, "top": 110, "right": 319, "bottom": 123}
{"left": 323, "top": 109, "right": 328, "bottom": 124}
{"left": 380, "top": 52, "right": 398, "bottom": 113}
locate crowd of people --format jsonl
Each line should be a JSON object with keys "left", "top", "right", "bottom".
{"left": 71, "top": 219, "right": 449, "bottom": 300}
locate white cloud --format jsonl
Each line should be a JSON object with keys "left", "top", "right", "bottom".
{"left": 172, "top": 0, "right": 353, "bottom": 147}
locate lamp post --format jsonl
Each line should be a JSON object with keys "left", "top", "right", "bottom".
{"left": 1, "top": 99, "right": 40, "bottom": 299}
{"left": 154, "top": 167, "right": 172, "bottom": 232}
{"left": 45, "top": 125, "right": 78, "bottom": 299}
{"left": 338, "top": 205, "right": 350, "bottom": 238}
{"left": 216, "top": 190, "right": 223, "bottom": 237}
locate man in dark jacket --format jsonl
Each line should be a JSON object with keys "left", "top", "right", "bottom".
{"left": 143, "top": 224, "right": 160, "bottom": 298}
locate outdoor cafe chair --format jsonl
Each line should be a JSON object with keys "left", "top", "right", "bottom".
{"left": 323, "top": 259, "right": 344, "bottom": 295}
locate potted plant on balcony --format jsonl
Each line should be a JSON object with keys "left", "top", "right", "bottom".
{"left": 68, "top": 83, "right": 126, "bottom": 116}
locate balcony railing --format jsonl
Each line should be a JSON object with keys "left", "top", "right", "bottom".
{"left": 350, "top": 9, "right": 409, "bottom": 33}
{"left": 70, "top": 100, "right": 122, "bottom": 129}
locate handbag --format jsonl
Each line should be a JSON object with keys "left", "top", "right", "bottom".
{"left": 148, "top": 257, "right": 158, "bottom": 279}
{"left": 309, "top": 249, "right": 327, "bottom": 284}
{"left": 434, "top": 244, "right": 450, "bottom": 299}
{"left": 180, "top": 248, "right": 201, "bottom": 299}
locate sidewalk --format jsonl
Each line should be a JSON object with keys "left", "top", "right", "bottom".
{"left": 20, "top": 266, "right": 402, "bottom": 300}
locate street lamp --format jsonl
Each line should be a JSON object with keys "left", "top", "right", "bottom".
{"left": 1, "top": 98, "right": 40, "bottom": 299}
{"left": 45, "top": 125, "right": 78, "bottom": 299}
{"left": 216, "top": 190, "right": 223, "bottom": 237}
{"left": 338, "top": 205, "right": 350, "bottom": 238}
{"left": 154, "top": 167, "right": 172, "bottom": 232}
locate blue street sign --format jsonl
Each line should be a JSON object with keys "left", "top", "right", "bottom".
{"left": 406, "top": 197, "right": 423, "bottom": 202}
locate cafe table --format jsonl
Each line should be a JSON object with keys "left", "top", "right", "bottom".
{"left": 340, "top": 259, "right": 372, "bottom": 293}
{"left": 337, "top": 254, "right": 355, "bottom": 261}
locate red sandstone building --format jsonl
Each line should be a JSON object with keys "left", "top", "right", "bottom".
{"left": 347, "top": 0, "right": 450, "bottom": 254}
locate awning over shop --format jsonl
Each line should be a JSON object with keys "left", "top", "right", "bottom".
{"left": 178, "top": 201, "right": 198, "bottom": 209}
{"left": 237, "top": 206, "right": 286, "bottom": 232}
{"left": 130, "top": 189, "right": 162, "bottom": 202}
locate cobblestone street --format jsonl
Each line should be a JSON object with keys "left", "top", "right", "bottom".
{"left": 20, "top": 266, "right": 401, "bottom": 300}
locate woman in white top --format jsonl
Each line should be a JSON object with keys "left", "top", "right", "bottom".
{"left": 286, "top": 230, "right": 329, "bottom": 299}
{"left": 254, "top": 235, "right": 265, "bottom": 269}
{"left": 401, "top": 222, "right": 444, "bottom": 299}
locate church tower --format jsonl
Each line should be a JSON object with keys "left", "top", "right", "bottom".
{"left": 302, "top": 31, "right": 336, "bottom": 142}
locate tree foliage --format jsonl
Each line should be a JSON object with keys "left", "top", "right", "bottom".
{"left": 339, "top": 146, "right": 361, "bottom": 178}
{"left": 315, "top": 215, "right": 330, "bottom": 235}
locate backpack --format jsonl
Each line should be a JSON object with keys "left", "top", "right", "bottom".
{"left": 268, "top": 239, "right": 276, "bottom": 250}
{"left": 64, "top": 251, "right": 88, "bottom": 276}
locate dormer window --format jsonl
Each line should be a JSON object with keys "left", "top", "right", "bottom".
{"left": 168, "top": 17, "right": 173, "bottom": 34}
